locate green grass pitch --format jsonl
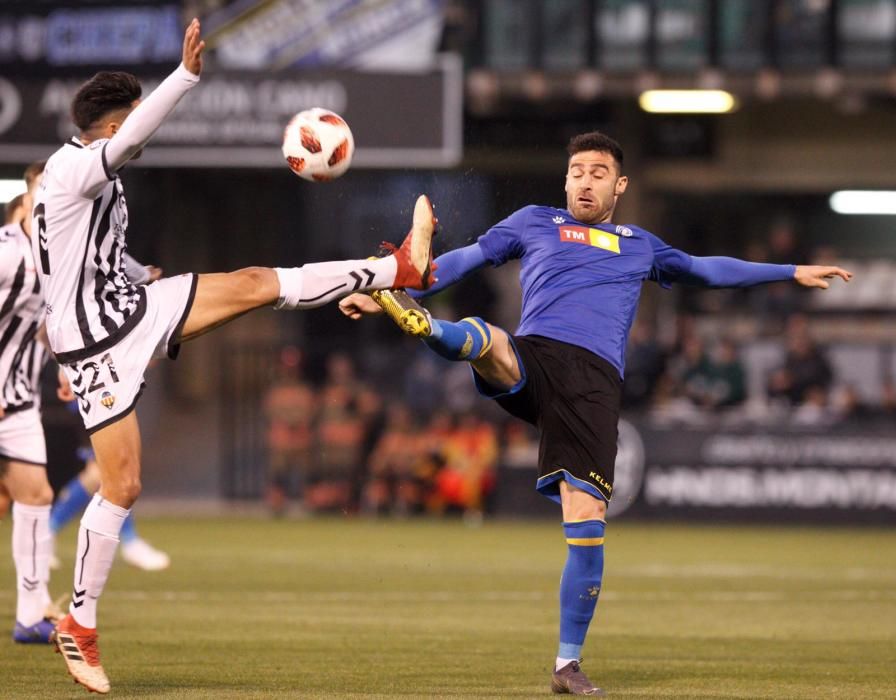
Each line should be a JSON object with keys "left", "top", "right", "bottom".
{"left": 2, "top": 517, "right": 894, "bottom": 698}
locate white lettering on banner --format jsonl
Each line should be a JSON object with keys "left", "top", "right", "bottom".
{"left": 0, "top": 78, "right": 21, "bottom": 135}
{"left": 645, "top": 466, "right": 896, "bottom": 509}
{"left": 37, "top": 78, "right": 347, "bottom": 127}
{"left": 702, "top": 435, "right": 896, "bottom": 468}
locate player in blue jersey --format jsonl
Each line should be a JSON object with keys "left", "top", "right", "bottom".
{"left": 339, "top": 131, "right": 852, "bottom": 696}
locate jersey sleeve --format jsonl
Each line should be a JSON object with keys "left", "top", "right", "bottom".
{"left": 646, "top": 230, "right": 796, "bottom": 288}
{"left": 476, "top": 206, "right": 533, "bottom": 266}
{"left": 645, "top": 230, "right": 691, "bottom": 288}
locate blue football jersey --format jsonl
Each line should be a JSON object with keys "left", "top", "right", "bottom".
{"left": 477, "top": 205, "right": 692, "bottom": 378}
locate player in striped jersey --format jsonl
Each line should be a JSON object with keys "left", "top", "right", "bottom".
{"left": 0, "top": 161, "right": 66, "bottom": 644}
{"left": 38, "top": 19, "right": 435, "bottom": 694}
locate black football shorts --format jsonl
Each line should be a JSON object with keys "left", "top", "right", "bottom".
{"left": 474, "top": 335, "right": 622, "bottom": 502}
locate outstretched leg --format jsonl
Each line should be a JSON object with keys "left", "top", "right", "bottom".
{"left": 179, "top": 194, "right": 436, "bottom": 342}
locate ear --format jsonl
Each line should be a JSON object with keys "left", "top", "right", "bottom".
{"left": 614, "top": 175, "right": 628, "bottom": 196}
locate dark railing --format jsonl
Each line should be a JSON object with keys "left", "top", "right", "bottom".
{"left": 463, "top": 0, "right": 895, "bottom": 73}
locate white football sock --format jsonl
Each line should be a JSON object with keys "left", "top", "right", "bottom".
{"left": 274, "top": 256, "right": 398, "bottom": 310}
{"left": 12, "top": 502, "right": 52, "bottom": 626}
{"left": 556, "top": 657, "right": 578, "bottom": 671}
{"left": 70, "top": 494, "right": 129, "bottom": 629}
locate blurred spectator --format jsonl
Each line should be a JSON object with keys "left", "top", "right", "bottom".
{"left": 767, "top": 315, "right": 833, "bottom": 406}
{"left": 666, "top": 335, "right": 714, "bottom": 406}
{"left": 263, "top": 347, "right": 315, "bottom": 516}
{"left": 708, "top": 338, "right": 747, "bottom": 408}
{"left": 363, "top": 403, "right": 425, "bottom": 516}
{"left": 622, "top": 319, "right": 665, "bottom": 408}
{"left": 432, "top": 412, "right": 498, "bottom": 524}
{"left": 309, "top": 354, "right": 367, "bottom": 513}
{"left": 749, "top": 217, "right": 809, "bottom": 326}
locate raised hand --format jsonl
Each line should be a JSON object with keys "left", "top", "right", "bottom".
{"left": 794, "top": 265, "right": 853, "bottom": 289}
{"left": 183, "top": 17, "right": 205, "bottom": 76}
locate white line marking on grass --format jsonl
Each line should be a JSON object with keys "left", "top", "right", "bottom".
{"left": 1, "top": 588, "right": 889, "bottom": 604}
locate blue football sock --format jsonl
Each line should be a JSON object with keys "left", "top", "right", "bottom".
{"left": 119, "top": 512, "right": 138, "bottom": 544}
{"left": 423, "top": 316, "right": 492, "bottom": 361}
{"left": 49, "top": 477, "right": 92, "bottom": 535}
{"left": 558, "top": 519, "right": 605, "bottom": 661}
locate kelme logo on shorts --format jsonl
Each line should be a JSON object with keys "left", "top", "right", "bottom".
{"left": 100, "top": 391, "right": 115, "bottom": 409}
{"left": 558, "top": 226, "right": 620, "bottom": 253}
{"left": 589, "top": 471, "right": 613, "bottom": 494}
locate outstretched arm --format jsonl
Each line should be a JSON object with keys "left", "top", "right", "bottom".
{"left": 407, "top": 242, "right": 488, "bottom": 298}
{"left": 103, "top": 19, "right": 204, "bottom": 173}
{"left": 686, "top": 255, "right": 851, "bottom": 288}
{"left": 651, "top": 240, "right": 853, "bottom": 289}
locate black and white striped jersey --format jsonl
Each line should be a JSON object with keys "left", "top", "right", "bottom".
{"left": 32, "top": 137, "right": 146, "bottom": 364}
{"left": 0, "top": 222, "right": 48, "bottom": 413}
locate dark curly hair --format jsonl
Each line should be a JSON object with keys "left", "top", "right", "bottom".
{"left": 71, "top": 72, "right": 142, "bottom": 132}
{"left": 567, "top": 131, "right": 624, "bottom": 173}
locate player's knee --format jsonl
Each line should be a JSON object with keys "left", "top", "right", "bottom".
{"left": 109, "top": 476, "right": 142, "bottom": 506}
{"left": 238, "top": 266, "right": 278, "bottom": 304}
{"left": 16, "top": 482, "right": 54, "bottom": 506}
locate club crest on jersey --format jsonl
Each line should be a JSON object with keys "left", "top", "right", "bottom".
{"left": 616, "top": 225, "right": 633, "bottom": 237}
{"left": 558, "top": 225, "right": 620, "bottom": 254}
{"left": 552, "top": 215, "right": 565, "bottom": 224}
{"left": 100, "top": 391, "right": 115, "bottom": 409}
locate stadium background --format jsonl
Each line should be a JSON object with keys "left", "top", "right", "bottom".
{"left": 1, "top": 0, "right": 895, "bottom": 523}
{"left": 0, "top": 0, "right": 894, "bottom": 525}
{"left": 1, "top": 2, "right": 895, "bottom": 698}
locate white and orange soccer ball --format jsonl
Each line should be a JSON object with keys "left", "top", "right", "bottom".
{"left": 282, "top": 108, "right": 354, "bottom": 182}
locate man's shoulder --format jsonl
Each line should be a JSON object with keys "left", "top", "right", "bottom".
{"left": 50, "top": 137, "right": 107, "bottom": 161}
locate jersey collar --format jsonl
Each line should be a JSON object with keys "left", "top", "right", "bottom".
{"left": 66, "top": 136, "right": 85, "bottom": 149}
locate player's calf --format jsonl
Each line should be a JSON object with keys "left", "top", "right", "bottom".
{"left": 423, "top": 316, "right": 493, "bottom": 361}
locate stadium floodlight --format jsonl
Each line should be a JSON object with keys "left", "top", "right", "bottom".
{"left": 829, "top": 190, "right": 896, "bottom": 215}
{"left": 638, "top": 89, "right": 737, "bottom": 113}
{"left": 0, "top": 179, "right": 25, "bottom": 204}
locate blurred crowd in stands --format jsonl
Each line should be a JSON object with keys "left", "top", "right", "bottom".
{"left": 262, "top": 348, "right": 503, "bottom": 521}
{"left": 260, "top": 217, "right": 896, "bottom": 517}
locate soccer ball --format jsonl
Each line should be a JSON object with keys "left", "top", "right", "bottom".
{"left": 282, "top": 108, "right": 354, "bottom": 182}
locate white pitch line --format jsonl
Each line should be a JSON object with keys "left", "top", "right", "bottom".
{"left": 1, "top": 589, "right": 892, "bottom": 603}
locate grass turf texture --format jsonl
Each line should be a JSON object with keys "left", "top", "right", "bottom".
{"left": 1, "top": 518, "right": 894, "bottom": 699}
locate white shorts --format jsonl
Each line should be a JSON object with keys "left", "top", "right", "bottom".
{"left": 61, "top": 274, "right": 197, "bottom": 434}
{"left": 0, "top": 406, "right": 47, "bottom": 466}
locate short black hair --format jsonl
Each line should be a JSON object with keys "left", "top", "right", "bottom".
{"left": 567, "top": 131, "right": 624, "bottom": 172}
{"left": 71, "top": 72, "right": 142, "bottom": 132}
{"left": 23, "top": 160, "right": 45, "bottom": 189}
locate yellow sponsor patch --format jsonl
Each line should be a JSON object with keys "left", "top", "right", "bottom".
{"left": 589, "top": 229, "right": 620, "bottom": 253}
{"left": 558, "top": 225, "right": 620, "bottom": 254}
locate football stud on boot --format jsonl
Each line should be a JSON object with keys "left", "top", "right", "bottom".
{"left": 383, "top": 194, "right": 438, "bottom": 291}
{"left": 551, "top": 659, "right": 605, "bottom": 696}
{"left": 370, "top": 288, "right": 433, "bottom": 337}
{"left": 54, "top": 614, "right": 111, "bottom": 694}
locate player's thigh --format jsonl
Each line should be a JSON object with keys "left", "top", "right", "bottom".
{"left": 1, "top": 460, "right": 52, "bottom": 505}
{"left": 470, "top": 323, "right": 521, "bottom": 391}
{"left": 89, "top": 411, "right": 143, "bottom": 505}
{"left": 179, "top": 268, "right": 280, "bottom": 341}
{"left": 560, "top": 480, "right": 607, "bottom": 521}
